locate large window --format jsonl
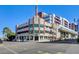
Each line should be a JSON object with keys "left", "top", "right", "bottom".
{"left": 27, "top": 36, "right": 29, "bottom": 40}
{"left": 40, "top": 36, "right": 43, "bottom": 40}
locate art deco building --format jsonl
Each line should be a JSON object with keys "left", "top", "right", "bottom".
{"left": 15, "top": 5, "right": 78, "bottom": 42}
{"left": 16, "top": 11, "right": 78, "bottom": 42}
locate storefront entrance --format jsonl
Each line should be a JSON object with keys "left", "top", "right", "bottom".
{"left": 60, "top": 31, "right": 69, "bottom": 40}
{"left": 35, "top": 36, "right": 38, "bottom": 41}
{"left": 30, "top": 36, "right": 33, "bottom": 40}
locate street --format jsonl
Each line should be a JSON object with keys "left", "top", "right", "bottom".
{"left": 0, "top": 41, "right": 79, "bottom": 54}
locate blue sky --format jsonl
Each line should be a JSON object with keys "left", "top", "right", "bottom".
{"left": 0, "top": 5, "right": 79, "bottom": 37}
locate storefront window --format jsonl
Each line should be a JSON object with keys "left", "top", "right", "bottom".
{"left": 40, "top": 36, "right": 43, "bottom": 40}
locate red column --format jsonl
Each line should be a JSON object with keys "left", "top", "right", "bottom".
{"left": 38, "top": 18, "right": 40, "bottom": 33}
{"left": 44, "top": 20, "right": 45, "bottom": 34}
{"left": 32, "top": 17, "right": 34, "bottom": 33}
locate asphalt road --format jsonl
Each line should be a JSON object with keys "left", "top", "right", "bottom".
{"left": 0, "top": 41, "right": 79, "bottom": 54}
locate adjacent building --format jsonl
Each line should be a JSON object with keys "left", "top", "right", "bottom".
{"left": 15, "top": 11, "right": 78, "bottom": 42}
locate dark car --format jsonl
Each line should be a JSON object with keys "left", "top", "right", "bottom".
{"left": 0, "top": 39, "right": 3, "bottom": 43}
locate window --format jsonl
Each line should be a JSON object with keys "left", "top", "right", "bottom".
{"left": 40, "top": 24, "right": 44, "bottom": 27}
{"left": 46, "top": 31, "right": 49, "bottom": 33}
{"left": 34, "top": 30, "right": 39, "bottom": 33}
{"left": 27, "top": 36, "right": 29, "bottom": 40}
{"left": 17, "top": 31, "right": 29, "bottom": 34}
{"left": 40, "top": 30, "right": 44, "bottom": 33}
{"left": 29, "top": 30, "right": 33, "bottom": 34}
{"left": 17, "top": 25, "right": 28, "bottom": 30}
{"left": 44, "top": 36, "right": 47, "bottom": 39}
{"left": 30, "top": 24, "right": 44, "bottom": 28}
{"left": 20, "top": 36, "right": 21, "bottom": 39}
{"left": 46, "top": 36, "right": 47, "bottom": 39}
{"left": 64, "top": 20, "right": 68, "bottom": 27}
{"left": 29, "top": 24, "right": 33, "bottom": 27}
{"left": 34, "top": 24, "right": 38, "bottom": 27}
{"left": 17, "top": 37, "right": 18, "bottom": 39}
{"left": 24, "top": 36, "right": 26, "bottom": 39}
{"left": 40, "top": 36, "right": 43, "bottom": 39}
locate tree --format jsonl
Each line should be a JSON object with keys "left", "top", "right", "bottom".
{"left": 3, "top": 27, "right": 15, "bottom": 41}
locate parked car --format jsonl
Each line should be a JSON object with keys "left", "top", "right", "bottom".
{"left": 0, "top": 39, "right": 3, "bottom": 43}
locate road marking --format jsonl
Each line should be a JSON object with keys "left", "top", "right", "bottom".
{"left": 37, "top": 51, "right": 50, "bottom": 54}
{"left": 9, "top": 46, "right": 19, "bottom": 48}
{"left": 0, "top": 44, "right": 4, "bottom": 46}
{"left": 37, "top": 51, "right": 43, "bottom": 53}
{"left": 3, "top": 46, "right": 18, "bottom": 54}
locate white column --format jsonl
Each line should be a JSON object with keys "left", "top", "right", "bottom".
{"left": 62, "top": 18, "right": 64, "bottom": 26}
{"left": 52, "top": 14, "right": 55, "bottom": 24}
{"left": 43, "top": 36, "right": 44, "bottom": 40}
{"left": 33, "top": 35, "right": 35, "bottom": 41}
{"left": 26, "top": 36, "right": 27, "bottom": 41}
{"left": 60, "top": 16, "right": 62, "bottom": 25}
{"left": 39, "top": 35, "right": 40, "bottom": 42}
{"left": 68, "top": 21, "right": 69, "bottom": 28}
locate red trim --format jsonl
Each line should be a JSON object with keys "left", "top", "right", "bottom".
{"left": 44, "top": 20, "right": 45, "bottom": 33}
{"left": 38, "top": 18, "right": 40, "bottom": 32}
{"left": 24, "top": 28, "right": 28, "bottom": 31}
{"left": 32, "top": 17, "right": 34, "bottom": 31}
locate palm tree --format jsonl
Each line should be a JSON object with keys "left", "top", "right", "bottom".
{"left": 3, "top": 27, "right": 15, "bottom": 41}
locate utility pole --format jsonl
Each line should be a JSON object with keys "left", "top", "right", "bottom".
{"left": 35, "top": 0, "right": 38, "bottom": 16}
{"left": 35, "top": 1, "right": 40, "bottom": 41}
{"left": 35, "top": 5, "right": 38, "bottom": 16}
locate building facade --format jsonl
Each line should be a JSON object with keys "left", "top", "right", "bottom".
{"left": 16, "top": 12, "right": 78, "bottom": 42}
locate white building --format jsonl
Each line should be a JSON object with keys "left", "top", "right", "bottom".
{"left": 15, "top": 12, "right": 78, "bottom": 42}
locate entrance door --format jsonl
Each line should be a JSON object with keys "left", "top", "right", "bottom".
{"left": 28, "top": 36, "right": 33, "bottom": 42}
{"left": 30, "top": 36, "right": 33, "bottom": 40}
{"left": 35, "top": 36, "right": 38, "bottom": 41}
